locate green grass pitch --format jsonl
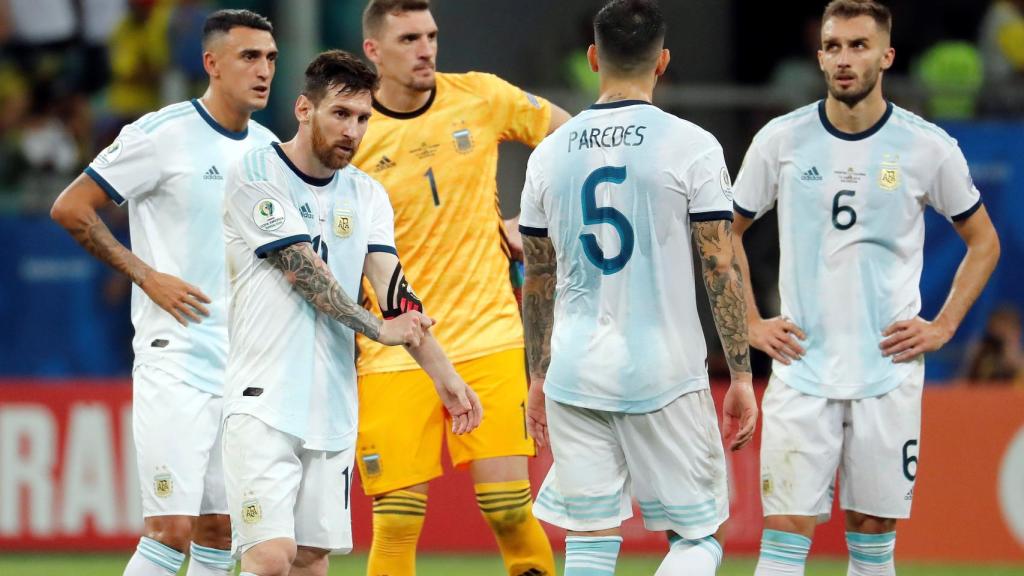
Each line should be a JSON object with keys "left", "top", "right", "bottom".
{"left": 1, "top": 553, "right": 1021, "bottom": 575}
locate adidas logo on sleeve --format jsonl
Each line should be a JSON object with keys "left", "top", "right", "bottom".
{"left": 203, "top": 165, "right": 223, "bottom": 180}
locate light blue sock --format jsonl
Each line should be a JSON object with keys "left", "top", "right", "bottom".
{"left": 754, "top": 529, "right": 811, "bottom": 575}
{"left": 564, "top": 535, "right": 622, "bottom": 576}
{"left": 846, "top": 531, "right": 896, "bottom": 576}
{"left": 127, "top": 536, "right": 186, "bottom": 576}
{"left": 186, "top": 542, "right": 235, "bottom": 576}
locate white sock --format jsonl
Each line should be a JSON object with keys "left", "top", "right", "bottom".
{"left": 186, "top": 542, "right": 235, "bottom": 576}
{"left": 846, "top": 531, "right": 896, "bottom": 576}
{"left": 754, "top": 529, "right": 811, "bottom": 576}
{"left": 655, "top": 533, "right": 722, "bottom": 575}
{"left": 124, "top": 536, "right": 186, "bottom": 576}
{"left": 564, "top": 535, "right": 622, "bottom": 576}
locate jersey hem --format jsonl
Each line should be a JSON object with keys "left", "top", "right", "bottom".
{"left": 544, "top": 377, "right": 710, "bottom": 414}
{"left": 357, "top": 341, "right": 524, "bottom": 376}
{"left": 771, "top": 362, "right": 920, "bottom": 400}
{"left": 223, "top": 406, "right": 355, "bottom": 453}
{"left": 133, "top": 357, "right": 223, "bottom": 396}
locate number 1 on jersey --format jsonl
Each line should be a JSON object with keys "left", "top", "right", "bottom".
{"left": 424, "top": 167, "right": 440, "bottom": 206}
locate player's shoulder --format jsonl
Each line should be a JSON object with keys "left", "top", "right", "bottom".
{"left": 341, "top": 163, "right": 388, "bottom": 197}
{"left": 887, "top": 103, "right": 959, "bottom": 150}
{"left": 754, "top": 100, "right": 821, "bottom": 144}
{"left": 131, "top": 100, "right": 198, "bottom": 136}
{"left": 657, "top": 107, "right": 723, "bottom": 151}
{"left": 235, "top": 143, "right": 279, "bottom": 184}
{"left": 439, "top": 71, "right": 505, "bottom": 92}
{"left": 246, "top": 118, "right": 280, "bottom": 144}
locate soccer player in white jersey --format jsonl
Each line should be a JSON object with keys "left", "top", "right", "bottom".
{"left": 220, "top": 50, "right": 482, "bottom": 576}
{"left": 50, "top": 10, "right": 279, "bottom": 576}
{"left": 731, "top": 2, "right": 1001, "bottom": 574}
{"left": 520, "top": 2, "right": 758, "bottom": 575}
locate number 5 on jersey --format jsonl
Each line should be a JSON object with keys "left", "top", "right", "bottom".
{"left": 580, "top": 165, "right": 634, "bottom": 275}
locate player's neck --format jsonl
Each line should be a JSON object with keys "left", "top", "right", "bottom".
{"left": 824, "top": 92, "right": 888, "bottom": 134}
{"left": 280, "top": 138, "right": 335, "bottom": 180}
{"left": 374, "top": 76, "right": 433, "bottom": 113}
{"left": 199, "top": 89, "right": 250, "bottom": 133}
{"left": 595, "top": 77, "right": 654, "bottom": 105}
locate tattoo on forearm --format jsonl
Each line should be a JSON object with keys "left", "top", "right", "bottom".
{"left": 522, "top": 236, "right": 557, "bottom": 381}
{"left": 268, "top": 243, "right": 382, "bottom": 340}
{"left": 692, "top": 220, "right": 752, "bottom": 375}
{"left": 70, "top": 210, "right": 149, "bottom": 285}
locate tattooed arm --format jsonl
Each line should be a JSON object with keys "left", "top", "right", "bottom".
{"left": 522, "top": 235, "right": 557, "bottom": 447}
{"left": 266, "top": 242, "right": 428, "bottom": 346}
{"left": 692, "top": 218, "right": 758, "bottom": 451}
{"left": 51, "top": 174, "right": 211, "bottom": 326}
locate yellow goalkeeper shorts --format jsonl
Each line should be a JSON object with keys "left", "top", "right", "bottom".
{"left": 356, "top": 347, "right": 534, "bottom": 496}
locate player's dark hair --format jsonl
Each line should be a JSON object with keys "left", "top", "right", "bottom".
{"left": 302, "top": 50, "right": 380, "bottom": 105}
{"left": 822, "top": 0, "right": 892, "bottom": 35}
{"left": 363, "top": 0, "right": 431, "bottom": 39}
{"left": 593, "top": 0, "right": 666, "bottom": 75}
{"left": 202, "top": 9, "right": 273, "bottom": 47}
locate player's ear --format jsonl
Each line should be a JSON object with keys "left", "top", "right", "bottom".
{"left": 363, "top": 38, "right": 380, "bottom": 65}
{"left": 202, "top": 50, "right": 218, "bottom": 79}
{"left": 881, "top": 46, "right": 895, "bottom": 71}
{"left": 586, "top": 44, "right": 599, "bottom": 73}
{"left": 655, "top": 48, "right": 670, "bottom": 77}
{"left": 817, "top": 48, "right": 826, "bottom": 72}
{"left": 295, "top": 94, "right": 313, "bottom": 124}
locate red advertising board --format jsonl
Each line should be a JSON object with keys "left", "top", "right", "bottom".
{"left": 1, "top": 380, "right": 1022, "bottom": 563}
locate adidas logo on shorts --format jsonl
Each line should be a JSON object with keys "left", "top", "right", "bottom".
{"left": 203, "top": 165, "right": 223, "bottom": 180}
{"left": 800, "top": 166, "right": 823, "bottom": 181}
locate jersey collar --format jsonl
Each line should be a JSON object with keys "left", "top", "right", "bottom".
{"left": 588, "top": 99, "right": 653, "bottom": 110}
{"left": 817, "top": 99, "right": 893, "bottom": 141}
{"left": 272, "top": 142, "right": 336, "bottom": 187}
{"left": 191, "top": 99, "right": 248, "bottom": 140}
{"left": 372, "top": 88, "right": 436, "bottom": 119}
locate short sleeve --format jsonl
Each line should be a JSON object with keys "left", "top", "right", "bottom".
{"left": 927, "top": 146, "right": 982, "bottom": 222}
{"left": 731, "top": 137, "right": 779, "bottom": 220}
{"left": 225, "top": 178, "right": 311, "bottom": 258}
{"left": 481, "top": 73, "right": 552, "bottom": 146}
{"left": 367, "top": 183, "right": 397, "bottom": 255}
{"left": 686, "top": 147, "right": 734, "bottom": 222}
{"left": 84, "top": 124, "right": 161, "bottom": 205}
{"left": 518, "top": 153, "right": 548, "bottom": 237}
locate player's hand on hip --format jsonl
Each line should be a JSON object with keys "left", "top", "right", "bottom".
{"left": 526, "top": 379, "right": 549, "bottom": 450}
{"left": 434, "top": 374, "right": 483, "bottom": 435}
{"left": 379, "top": 311, "right": 435, "bottom": 346}
{"left": 881, "top": 316, "right": 952, "bottom": 363}
{"left": 721, "top": 377, "right": 757, "bottom": 452}
{"left": 750, "top": 316, "right": 806, "bottom": 365}
{"left": 140, "top": 271, "right": 211, "bottom": 326}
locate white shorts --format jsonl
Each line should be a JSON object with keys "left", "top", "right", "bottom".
{"left": 760, "top": 365, "right": 924, "bottom": 521}
{"left": 222, "top": 414, "right": 353, "bottom": 558}
{"left": 533, "top": 389, "right": 729, "bottom": 539}
{"left": 133, "top": 364, "right": 226, "bottom": 517}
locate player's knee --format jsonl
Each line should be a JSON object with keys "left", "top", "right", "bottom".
{"left": 845, "top": 510, "right": 897, "bottom": 534}
{"left": 293, "top": 546, "right": 330, "bottom": 575}
{"left": 192, "top": 514, "right": 231, "bottom": 550}
{"left": 144, "top": 515, "right": 195, "bottom": 552}
{"left": 242, "top": 539, "right": 296, "bottom": 576}
{"left": 763, "top": 514, "right": 816, "bottom": 539}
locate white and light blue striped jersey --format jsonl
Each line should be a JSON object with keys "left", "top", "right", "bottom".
{"left": 85, "top": 99, "right": 277, "bottom": 395}
{"left": 733, "top": 101, "right": 982, "bottom": 399}
{"left": 519, "top": 100, "right": 734, "bottom": 413}
{"left": 222, "top": 143, "right": 397, "bottom": 451}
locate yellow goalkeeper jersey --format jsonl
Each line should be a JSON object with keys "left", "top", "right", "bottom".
{"left": 353, "top": 72, "right": 552, "bottom": 375}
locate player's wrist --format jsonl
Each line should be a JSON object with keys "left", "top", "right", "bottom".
{"left": 729, "top": 373, "right": 754, "bottom": 386}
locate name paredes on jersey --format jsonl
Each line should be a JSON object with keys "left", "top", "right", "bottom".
{"left": 568, "top": 124, "right": 647, "bottom": 153}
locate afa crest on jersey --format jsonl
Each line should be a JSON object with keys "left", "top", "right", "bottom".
{"left": 334, "top": 208, "right": 354, "bottom": 238}
{"left": 452, "top": 128, "right": 474, "bottom": 153}
{"left": 879, "top": 165, "right": 900, "bottom": 191}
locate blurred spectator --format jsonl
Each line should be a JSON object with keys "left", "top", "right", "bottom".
{"left": 979, "top": 0, "right": 1024, "bottom": 113}
{"left": 963, "top": 305, "right": 1024, "bottom": 385}
{"left": 769, "top": 16, "right": 823, "bottom": 109}
{"left": 104, "top": 0, "right": 171, "bottom": 128}
{"left": 163, "top": 0, "right": 211, "bottom": 102}
{"left": 914, "top": 41, "right": 984, "bottom": 119}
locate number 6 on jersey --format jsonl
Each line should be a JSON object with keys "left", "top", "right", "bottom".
{"left": 580, "top": 165, "right": 634, "bottom": 275}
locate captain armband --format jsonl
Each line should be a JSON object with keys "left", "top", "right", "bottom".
{"left": 381, "top": 263, "right": 424, "bottom": 319}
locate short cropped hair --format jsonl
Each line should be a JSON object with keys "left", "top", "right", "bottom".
{"left": 362, "top": 0, "right": 431, "bottom": 39}
{"left": 822, "top": 0, "right": 892, "bottom": 35}
{"left": 302, "top": 50, "right": 380, "bottom": 105}
{"left": 202, "top": 9, "right": 273, "bottom": 48}
{"left": 594, "top": 0, "right": 666, "bottom": 74}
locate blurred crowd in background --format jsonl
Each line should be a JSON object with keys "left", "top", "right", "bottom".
{"left": 0, "top": 0, "right": 1021, "bottom": 385}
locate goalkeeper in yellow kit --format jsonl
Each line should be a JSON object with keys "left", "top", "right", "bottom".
{"left": 352, "top": 1, "right": 570, "bottom": 575}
